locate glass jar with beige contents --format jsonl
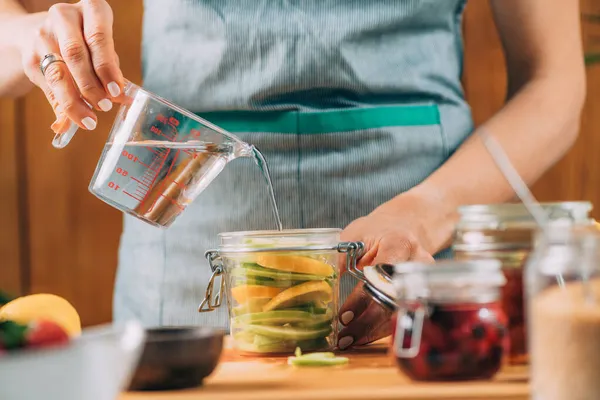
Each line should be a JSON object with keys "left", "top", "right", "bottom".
{"left": 452, "top": 202, "right": 593, "bottom": 365}
{"left": 527, "top": 226, "right": 600, "bottom": 400}
{"left": 198, "top": 229, "right": 362, "bottom": 354}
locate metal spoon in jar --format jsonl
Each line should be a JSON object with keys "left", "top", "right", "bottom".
{"left": 476, "top": 127, "right": 570, "bottom": 289}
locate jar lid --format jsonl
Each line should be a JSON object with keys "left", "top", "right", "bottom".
{"left": 532, "top": 226, "right": 600, "bottom": 276}
{"left": 217, "top": 228, "right": 341, "bottom": 253}
{"left": 360, "top": 260, "right": 505, "bottom": 307}
{"left": 457, "top": 202, "right": 592, "bottom": 229}
{"left": 362, "top": 265, "right": 397, "bottom": 310}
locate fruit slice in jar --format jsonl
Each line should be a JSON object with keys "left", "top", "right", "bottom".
{"left": 253, "top": 254, "right": 334, "bottom": 277}
{"left": 235, "top": 334, "right": 330, "bottom": 353}
{"left": 234, "top": 263, "right": 329, "bottom": 282}
{"left": 293, "top": 309, "right": 334, "bottom": 329}
{"left": 233, "top": 276, "right": 307, "bottom": 288}
{"left": 246, "top": 324, "right": 332, "bottom": 341}
{"left": 230, "top": 285, "right": 282, "bottom": 305}
{"left": 262, "top": 281, "right": 333, "bottom": 312}
{"left": 233, "top": 310, "right": 316, "bottom": 326}
{"left": 231, "top": 298, "right": 271, "bottom": 316}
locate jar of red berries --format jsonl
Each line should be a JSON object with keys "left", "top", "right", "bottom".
{"left": 453, "top": 202, "right": 592, "bottom": 365}
{"left": 392, "top": 260, "right": 509, "bottom": 381}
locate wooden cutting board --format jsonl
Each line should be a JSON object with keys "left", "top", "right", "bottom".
{"left": 120, "top": 340, "right": 529, "bottom": 400}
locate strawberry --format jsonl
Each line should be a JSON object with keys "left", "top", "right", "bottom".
{"left": 25, "top": 320, "right": 70, "bottom": 349}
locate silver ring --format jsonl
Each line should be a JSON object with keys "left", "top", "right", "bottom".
{"left": 39, "top": 53, "right": 65, "bottom": 76}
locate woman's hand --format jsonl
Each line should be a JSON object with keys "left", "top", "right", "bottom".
{"left": 19, "top": 0, "right": 123, "bottom": 134}
{"left": 336, "top": 189, "right": 454, "bottom": 350}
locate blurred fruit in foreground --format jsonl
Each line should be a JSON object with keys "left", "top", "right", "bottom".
{"left": 25, "top": 320, "right": 70, "bottom": 349}
{"left": 0, "top": 320, "right": 28, "bottom": 350}
{"left": 0, "top": 319, "right": 70, "bottom": 354}
{"left": 0, "top": 294, "right": 81, "bottom": 337}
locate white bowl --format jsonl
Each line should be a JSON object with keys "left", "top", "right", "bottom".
{"left": 0, "top": 320, "right": 146, "bottom": 400}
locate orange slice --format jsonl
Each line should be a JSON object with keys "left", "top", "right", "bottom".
{"left": 230, "top": 285, "right": 283, "bottom": 304}
{"left": 262, "top": 281, "right": 333, "bottom": 312}
{"left": 254, "top": 254, "right": 334, "bottom": 277}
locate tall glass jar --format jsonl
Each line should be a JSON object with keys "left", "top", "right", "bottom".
{"left": 527, "top": 226, "right": 600, "bottom": 400}
{"left": 453, "top": 202, "right": 592, "bottom": 365}
{"left": 199, "top": 229, "right": 362, "bottom": 355}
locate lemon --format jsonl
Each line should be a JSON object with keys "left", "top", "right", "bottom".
{"left": 0, "top": 294, "right": 81, "bottom": 337}
{"left": 254, "top": 254, "right": 334, "bottom": 277}
{"left": 230, "top": 285, "right": 283, "bottom": 304}
{"left": 263, "top": 281, "right": 333, "bottom": 312}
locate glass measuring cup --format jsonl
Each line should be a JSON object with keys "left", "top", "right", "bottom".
{"left": 68, "top": 81, "right": 255, "bottom": 228}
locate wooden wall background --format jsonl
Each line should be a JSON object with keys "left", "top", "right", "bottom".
{"left": 1, "top": 1, "right": 599, "bottom": 327}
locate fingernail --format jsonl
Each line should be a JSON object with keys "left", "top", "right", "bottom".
{"left": 82, "top": 117, "right": 97, "bottom": 130}
{"left": 98, "top": 98, "right": 113, "bottom": 112}
{"left": 341, "top": 311, "right": 354, "bottom": 326}
{"left": 338, "top": 336, "right": 354, "bottom": 350}
{"left": 107, "top": 82, "right": 121, "bottom": 97}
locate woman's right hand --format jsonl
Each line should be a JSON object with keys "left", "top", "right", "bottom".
{"left": 20, "top": 0, "right": 123, "bottom": 134}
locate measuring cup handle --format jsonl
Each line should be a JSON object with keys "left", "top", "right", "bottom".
{"left": 52, "top": 121, "right": 79, "bottom": 149}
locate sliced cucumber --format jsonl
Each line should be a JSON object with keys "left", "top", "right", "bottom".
{"left": 232, "top": 277, "right": 300, "bottom": 288}
{"left": 231, "top": 298, "right": 271, "bottom": 316}
{"left": 288, "top": 347, "right": 349, "bottom": 367}
{"left": 235, "top": 263, "right": 329, "bottom": 282}
{"left": 245, "top": 324, "right": 332, "bottom": 341}
{"left": 286, "top": 302, "right": 329, "bottom": 314}
{"left": 291, "top": 310, "right": 333, "bottom": 328}
{"left": 288, "top": 356, "right": 349, "bottom": 367}
{"left": 234, "top": 335, "right": 330, "bottom": 354}
{"left": 232, "top": 310, "right": 315, "bottom": 326}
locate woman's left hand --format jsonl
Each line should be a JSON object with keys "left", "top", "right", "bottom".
{"left": 336, "top": 190, "right": 451, "bottom": 350}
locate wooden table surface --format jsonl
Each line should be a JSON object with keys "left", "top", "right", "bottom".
{"left": 120, "top": 341, "right": 529, "bottom": 400}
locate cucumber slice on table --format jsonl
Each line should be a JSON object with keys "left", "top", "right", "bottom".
{"left": 288, "top": 348, "right": 349, "bottom": 367}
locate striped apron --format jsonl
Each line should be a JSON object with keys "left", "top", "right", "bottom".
{"left": 113, "top": 0, "right": 474, "bottom": 328}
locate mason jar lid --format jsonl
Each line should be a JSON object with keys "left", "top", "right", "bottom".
{"left": 457, "top": 202, "right": 592, "bottom": 229}
{"left": 530, "top": 226, "right": 600, "bottom": 276}
{"left": 217, "top": 228, "right": 341, "bottom": 253}
{"left": 359, "top": 260, "right": 506, "bottom": 307}
{"left": 392, "top": 260, "right": 506, "bottom": 303}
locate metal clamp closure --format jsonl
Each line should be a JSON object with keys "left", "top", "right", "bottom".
{"left": 394, "top": 302, "right": 426, "bottom": 358}
{"left": 338, "top": 242, "right": 365, "bottom": 280}
{"left": 198, "top": 250, "right": 224, "bottom": 312}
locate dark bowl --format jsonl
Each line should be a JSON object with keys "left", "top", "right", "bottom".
{"left": 128, "top": 326, "right": 225, "bottom": 391}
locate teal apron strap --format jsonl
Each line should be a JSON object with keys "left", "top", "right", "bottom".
{"left": 198, "top": 104, "right": 440, "bottom": 134}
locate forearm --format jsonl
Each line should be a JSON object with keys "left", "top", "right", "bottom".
{"left": 0, "top": 1, "right": 46, "bottom": 97}
{"left": 395, "top": 73, "right": 585, "bottom": 252}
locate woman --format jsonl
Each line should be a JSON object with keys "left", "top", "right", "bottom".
{"left": 0, "top": 0, "right": 585, "bottom": 350}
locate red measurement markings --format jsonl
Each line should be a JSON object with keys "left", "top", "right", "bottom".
{"left": 122, "top": 150, "right": 138, "bottom": 162}
{"left": 107, "top": 182, "right": 120, "bottom": 190}
{"left": 138, "top": 148, "right": 172, "bottom": 209}
{"left": 145, "top": 147, "right": 161, "bottom": 155}
{"left": 143, "top": 149, "right": 179, "bottom": 213}
{"left": 131, "top": 177, "right": 150, "bottom": 188}
{"left": 123, "top": 191, "right": 144, "bottom": 202}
